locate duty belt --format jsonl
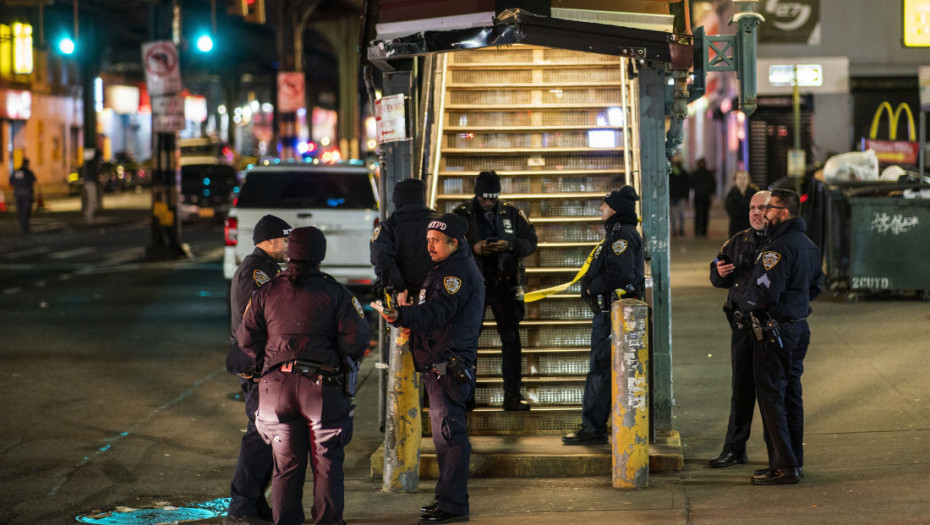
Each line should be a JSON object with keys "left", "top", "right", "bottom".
{"left": 277, "top": 359, "right": 339, "bottom": 376}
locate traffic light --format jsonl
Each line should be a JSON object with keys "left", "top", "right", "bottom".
{"left": 195, "top": 33, "right": 213, "bottom": 52}
{"left": 228, "top": 0, "right": 265, "bottom": 24}
{"left": 58, "top": 37, "right": 76, "bottom": 55}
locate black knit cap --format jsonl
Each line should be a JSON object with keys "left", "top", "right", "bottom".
{"left": 252, "top": 214, "right": 292, "bottom": 244}
{"left": 287, "top": 226, "right": 327, "bottom": 262}
{"left": 604, "top": 185, "right": 640, "bottom": 213}
{"left": 392, "top": 178, "right": 426, "bottom": 208}
{"left": 427, "top": 213, "right": 468, "bottom": 243}
{"left": 474, "top": 170, "right": 501, "bottom": 199}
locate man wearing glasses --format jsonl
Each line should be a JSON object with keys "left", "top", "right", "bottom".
{"left": 739, "top": 189, "right": 823, "bottom": 485}
{"left": 708, "top": 190, "right": 770, "bottom": 469}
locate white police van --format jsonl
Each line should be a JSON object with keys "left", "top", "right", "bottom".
{"left": 223, "top": 160, "right": 379, "bottom": 289}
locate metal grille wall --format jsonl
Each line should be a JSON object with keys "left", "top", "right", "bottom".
{"left": 747, "top": 101, "right": 813, "bottom": 189}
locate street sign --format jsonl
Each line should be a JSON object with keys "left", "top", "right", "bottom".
{"left": 142, "top": 40, "right": 182, "bottom": 97}
{"left": 787, "top": 149, "right": 806, "bottom": 177}
{"left": 151, "top": 95, "right": 186, "bottom": 132}
{"left": 919, "top": 66, "right": 930, "bottom": 111}
{"left": 376, "top": 94, "right": 406, "bottom": 143}
{"left": 277, "top": 72, "right": 305, "bottom": 113}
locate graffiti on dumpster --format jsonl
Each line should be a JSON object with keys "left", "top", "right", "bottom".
{"left": 870, "top": 212, "right": 919, "bottom": 235}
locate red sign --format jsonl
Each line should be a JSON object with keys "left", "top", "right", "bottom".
{"left": 142, "top": 40, "right": 182, "bottom": 96}
{"left": 277, "top": 72, "right": 305, "bottom": 113}
{"left": 864, "top": 140, "right": 920, "bottom": 166}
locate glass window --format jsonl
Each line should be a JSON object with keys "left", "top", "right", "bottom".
{"left": 236, "top": 169, "right": 376, "bottom": 209}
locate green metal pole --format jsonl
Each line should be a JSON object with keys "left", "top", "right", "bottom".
{"left": 637, "top": 67, "right": 673, "bottom": 437}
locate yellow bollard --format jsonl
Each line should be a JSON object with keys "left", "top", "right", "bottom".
{"left": 611, "top": 298, "right": 650, "bottom": 488}
{"left": 382, "top": 325, "right": 422, "bottom": 492}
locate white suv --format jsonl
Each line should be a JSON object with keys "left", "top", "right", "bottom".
{"left": 223, "top": 161, "right": 380, "bottom": 289}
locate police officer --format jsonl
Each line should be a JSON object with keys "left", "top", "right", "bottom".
{"left": 454, "top": 170, "right": 537, "bottom": 411}
{"left": 738, "top": 189, "right": 823, "bottom": 485}
{"left": 562, "top": 186, "right": 645, "bottom": 445}
{"left": 225, "top": 214, "right": 291, "bottom": 524}
{"left": 237, "top": 226, "right": 370, "bottom": 524}
{"left": 708, "top": 190, "right": 770, "bottom": 468}
{"left": 378, "top": 213, "right": 484, "bottom": 523}
{"left": 370, "top": 178, "right": 438, "bottom": 305}
{"left": 10, "top": 158, "right": 37, "bottom": 234}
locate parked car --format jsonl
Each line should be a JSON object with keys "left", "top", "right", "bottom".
{"left": 179, "top": 159, "right": 239, "bottom": 222}
{"left": 179, "top": 137, "right": 235, "bottom": 165}
{"left": 223, "top": 160, "right": 380, "bottom": 290}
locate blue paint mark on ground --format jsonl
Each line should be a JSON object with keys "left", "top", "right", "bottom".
{"left": 76, "top": 497, "right": 230, "bottom": 524}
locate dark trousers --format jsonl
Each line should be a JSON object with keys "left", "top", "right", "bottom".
{"left": 581, "top": 312, "right": 611, "bottom": 434}
{"left": 15, "top": 194, "right": 32, "bottom": 234}
{"left": 256, "top": 370, "right": 353, "bottom": 525}
{"left": 424, "top": 370, "right": 473, "bottom": 516}
{"left": 694, "top": 196, "right": 711, "bottom": 237}
{"left": 485, "top": 288, "right": 525, "bottom": 394}
{"left": 227, "top": 378, "right": 273, "bottom": 519}
{"left": 753, "top": 320, "right": 809, "bottom": 470}
{"left": 722, "top": 326, "right": 756, "bottom": 455}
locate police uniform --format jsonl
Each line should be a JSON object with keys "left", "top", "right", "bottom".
{"left": 238, "top": 226, "right": 370, "bottom": 525}
{"left": 564, "top": 187, "right": 645, "bottom": 445}
{"left": 370, "top": 179, "right": 438, "bottom": 296}
{"left": 454, "top": 171, "right": 537, "bottom": 409}
{"left": 391, "top": 214, "right": 485, "bottom": 520}
{"left": 708, "top": 227, "right": 768, "bottom": 466}
{"left": 226, "top": 229, "right": 288, "bottom": 520}
{"left": 739, "top": 217, "right": 823, "bottom": 481}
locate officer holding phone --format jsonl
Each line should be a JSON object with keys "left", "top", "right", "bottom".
{"left": 454, "top": 170, "right": 537, "bottom": 411}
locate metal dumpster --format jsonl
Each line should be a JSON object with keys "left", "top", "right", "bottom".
{"left": 846, "top": 195, "right": 930, "bottom": 301}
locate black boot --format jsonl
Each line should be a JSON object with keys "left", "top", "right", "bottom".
{"left": 502, "top": 391, "right": 530, "bottom": 411}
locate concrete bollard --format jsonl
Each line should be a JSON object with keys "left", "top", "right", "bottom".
{"left": 382, "top": 325, "right": 422, "bottom": 492}
{"left": 611, "top": 298, "right": 650, "bottom": 489}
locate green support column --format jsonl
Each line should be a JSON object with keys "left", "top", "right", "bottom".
{"left": 637, "top": 67, "right": 674, "bottom": 437}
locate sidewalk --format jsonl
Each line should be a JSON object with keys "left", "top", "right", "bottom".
{"left": 333, "top": 206, "right": 930, "bottom": 524}
{"left": 0, "top": 190, "right": 151, "bottom": 240}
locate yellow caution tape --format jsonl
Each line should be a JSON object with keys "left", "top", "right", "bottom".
{"left": 524, "top": 243, "right": 601, "bottom": 303}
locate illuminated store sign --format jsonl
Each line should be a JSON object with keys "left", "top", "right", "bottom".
{"left": 13, "top": 23, "right": 33, "bottom": 75}
{"left": 904, "top": 0, "right": 930, "bottom": 47}
{"left": 768, "top": 64, "right": 823, "bottom": 87}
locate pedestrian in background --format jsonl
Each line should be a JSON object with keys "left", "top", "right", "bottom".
{"left": 690, "top": 158, "right": 716, "bottom": 237}
{"left": 238, "top": 226, "right": 370, "bottom": 524}
{"left": 562, "top": 186, "right": 645, "bottom": 446}
{"left": 739, "top": 189, "right": 823, "bottom": 485}
{"left": 378, "top": 213, "right": 484, "bottom": 523}
{"left": 224, "top": 214, "right": 291, "bottom": 525}
{"left": 668, "top": 154, "right": 690, "bottom": 237}
{"left": 724, "top": 170, "right": 759, "bottom": 238}
{"left": 454, "top": 170, "right": 537, "bottom": 411}
{"left": 370, "top": 178, "right": 438, "bottom": 306}
{"left": 708, "top": 190, "right": 770, "bottom": 469}
{"left": 10, "top": 158, "right": 36, "bottom": 234}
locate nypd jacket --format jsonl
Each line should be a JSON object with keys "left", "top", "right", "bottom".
{"left": 226, "top": 247, "right": 282, "bottom": 374}
{"left": 370, "top": 203, "right": 438, "bottom": 294}
{"left": 738, "top": 217, "right": 823, "bottom": 321}
{"left": 392, "top": 247, "right": 486, "bottom": 372}
{"left": 236, "top": 269, "right": 370, "bottom": 372}
{"left": 710, "top": 227, "right": 767, "bottom": 308}
{"left": 454, "top": 198, "right": 537, "bottom": 289}
{"left": 582, "top": 214, "right": 645, "bottom": 301}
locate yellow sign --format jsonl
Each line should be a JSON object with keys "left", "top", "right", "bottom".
{"left": 869, "top": 102, "right": 916, "bottom": 141}
{"left": 13, "top": 23, "right": 33, "bottom": 75}
{"left": 904, "top": 0, "right": 930, "bottom": 47}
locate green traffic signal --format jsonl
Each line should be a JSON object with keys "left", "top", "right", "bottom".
{"left": 195, "top": 34, "right": 213, "bottom": 53}
{"left": 58, "top": 37, "right": 76, "bottom": 55}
